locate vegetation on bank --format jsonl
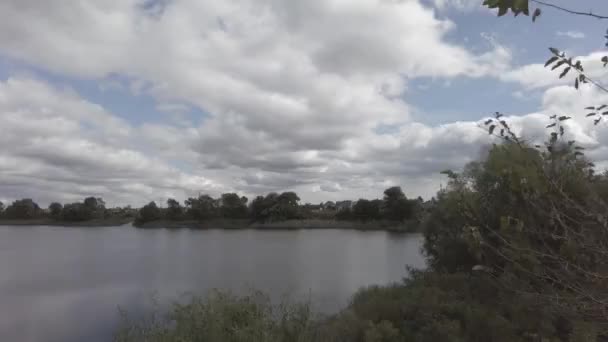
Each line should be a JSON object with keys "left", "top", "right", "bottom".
{"left": 132, "top": 186, "right": 427, "bottom": 231}
{"left": 116, "top": 137, "right": 608, "bottom": 342}
{"left": 0, "top": 197, "right": 136, "bottom": 226}
{"left": 0, "top": 186, "right": 426, "bottom": 231}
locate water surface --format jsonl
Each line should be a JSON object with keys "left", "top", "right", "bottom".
{"left": 0, "top": 225, "right": 424, "bottom": 342}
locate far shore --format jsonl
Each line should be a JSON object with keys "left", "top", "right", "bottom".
{"left": 0, "top": 218, "right": 421, "bottom": 232}
{"left": 135, "top": 218, "right": 421, "bottom": 232}
{"left": 0, "top": 217, "right": 134, "bottom": 227}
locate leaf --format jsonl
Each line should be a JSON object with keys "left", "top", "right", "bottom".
{"left": 532, "top": 8, "right": 541, "bottom": 22}
{"left": 544, "top": 56, "right": 558, "bottom": 67}
{"left": 484, "top": 119, "right": 493, "bottom": 125}
{"left": 574, "top": 151, "right": 584, "bottom": 157}
{"left": 546, "top": 123, "right": 556, "bottom": 128}
{"left": 534, "top": 144, "right": 541, "bottom": 148}
{"left": 595, "top": 118, "right": 602, "bottom": 125}
{"left": 603, "top": 56, "right": 608, "bottom": 67}
{"left": 586, "top": 113, "right": 597, "bottom": 117}
{"left": 575, "top": 78, "right": 579, "bottom": 89}
{"left": 549, "top": 114, "right": 557, "bottom": 119}
{"left": 560, "top": 126, "right": 564, "bottom": 136}
{"left": 599, "top": 105, "right": 607, "bottom": 110}
{"left": 497, "top": 6, "right": 508, "bottom": 16}
{"left": 603, "top": 111, "right": 608, "bottom": 115}
{"left": 549, "top": 47, "right": 560, "bottom": 56}
{"left": 559, "top": 67, "right": 571, "bottom": 78}
{"left": 568, "top": 140, "right": 575, "bottom": 145}
{"left": 500, "top": 128, "right": 504, "bottom": 136}
{"left": 558, "top": 116, "right": 571, "bottom": 121}
{"left": 575, "top": 146, "right": 585, "bottom": 150}
{"left": 585, "top": 106, "right": 596, "bottom": 110}
{"left": 488, "top": 125, "right": 496, "bottom": 134}
{"left": 551, "top": 60, "right": 566, "bottom": 70}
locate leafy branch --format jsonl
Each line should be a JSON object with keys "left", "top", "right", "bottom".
{"left": 543, "top": 48, "right": 608, "bottom": 93}
{"left": 530, "top": 0, "right": 608, "bottom": 20}
{"left": 483, "top": 0, "right": 608, "bottom": 20}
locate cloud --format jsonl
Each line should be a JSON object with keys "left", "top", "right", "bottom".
{"left": 500, "top": 51, "right": 608, "bottom": 89}
{"left": 557, "top": 31, "right": 586, "bottom": 39}
{"left": 430, "top": 0, "right": 484, "bottom": 12}
{"left": 0, "top": 0, "right": 606, "bottom": 207}
{"left": 0, "top": 77, "right": 225, "bottom": 207}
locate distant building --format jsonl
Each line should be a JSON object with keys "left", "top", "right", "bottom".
{"left": 335, "top": 200, "right": 353, "bottom": 211}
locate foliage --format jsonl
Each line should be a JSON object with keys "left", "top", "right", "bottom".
{"left": 250, "top": 192, "right": 301, "bottom": 222}
{"left": 61, "top": 197, "right": 107, "bottom": 221}
{"left": 352, "top": 199, "right": 382, "bottom": 221}
{"left": 425, "top": 140, "right": 608, "bottom": 336}
{"left": 3, "top": 198, "right": 42, "bottom": 219}
{"left": 381, "top": 186, "right": 415, "bottom": 222}
{"left": 48, "top": 202, "right": 63, "bottom": 218}
{"left": 220, "top": 193, "right": 249, "bottom": 219}
{"left": 136, "top": 201, "right": 162, "bottom": 225}
{"left": 185, "top": 195, "right": 219, "bottom": 220}
{"left": 166, "top": 198, "right": 183, "bottom": 220}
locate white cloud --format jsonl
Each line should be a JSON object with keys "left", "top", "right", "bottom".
{"left": 0, "top": 77, "right": 226, "bottom": 206}
{"left": 500, "top": 51, "right": 608, "bottom": 89}
{"left": 431, "top": 0, "right": 483, "bottom": 12}
{"left": 1, "top": 0, "right": 607, "bottom": 207}
{"left": 557, "top": 31, "right": 586, "bottom": 39}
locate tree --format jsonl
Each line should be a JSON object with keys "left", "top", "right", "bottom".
{"left": 185, "top": 195, "right": 219, "bottom": 220}
{"left": 381, "top": 186, "right": 413, "bottom": 221}
{"left": 425, "top": 140, "right": 608, "bottom": 335}
{"left": 166, "top": 198, "right": 183, "bottom": 220}
{"left": 220, "top": 193, "right": 248, "bottom": 218}
{"left": 62, "top": 203, "right": 89, "bottom": 221}
{"left": 83, "top": 197, "right": 105, "bottom": 219}
{"left": 136, "top": 201, "right": 162, "bottom": 225}
{"left": 249, "top": 192, "right": 301, "bottom": 222}
{"left": 352, "top": 199, "right": 382, "bottom": 221}
{"left": 48, "top": 202, "right": 63, "bottom": 219}
{"left": 4, "top": 199, "right": 41, "bottom": 219}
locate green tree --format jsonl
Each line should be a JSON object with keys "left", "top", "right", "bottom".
{"left": 136, "top": 201, "right": 162, "bottom": 225}
{"left": 249, "top": 192, "right": 301, "bottom": 222}
{"left": 48, "top": 202, "right": 63, "bottom": 219}
{"left": 185, "top": 195, "right": 219, "bottom": 220}
{"left": 166, "top": 198, "right": 183, "bottom": 220}
{"left": 220, "top": 193, "right": 248, "bottom": 218}
{"left": 4, "top": 198, "right": 41, "bottom": 219}
{"left": 352, "top": 199, "right": 382, "bottom": 221}
{"left": 83, "top": 197, "right": 105, "bottom": 219}
{"left": 381, "top": 186, "right": 413, "bottom": 221}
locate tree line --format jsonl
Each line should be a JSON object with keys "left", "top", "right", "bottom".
{"left": 0, "top": 197, "right": 135, "bottom": 222}
{"left": 0, "top": 186, "right": 426, "bottom": 225}
{"left": 136, "top": 186, "right": 426, "bottom": 225}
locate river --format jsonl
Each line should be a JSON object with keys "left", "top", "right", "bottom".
{"left": 0, "top": 225, "right": 425, "bottom": 342}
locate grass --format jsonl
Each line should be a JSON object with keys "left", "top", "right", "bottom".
{"left": 113, "top": 288, "right": 406, "bottom": 342}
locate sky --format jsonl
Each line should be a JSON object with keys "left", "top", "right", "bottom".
{"left": 1, "top": 0, "right": 608, "bottom": 207}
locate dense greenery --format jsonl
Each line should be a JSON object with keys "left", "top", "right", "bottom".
{"left": 133, "top": 187, "right": 424, "bottom": 227}
{"left": 0, "top": 196, "right": 136, "bottom": 223}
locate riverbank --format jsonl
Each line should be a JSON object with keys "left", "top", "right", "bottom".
{"left": 135, "top": 218, "right": 421, "bottom": 232}
{"left": 0, "top": 217, "right": 134, "bottom": 227}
